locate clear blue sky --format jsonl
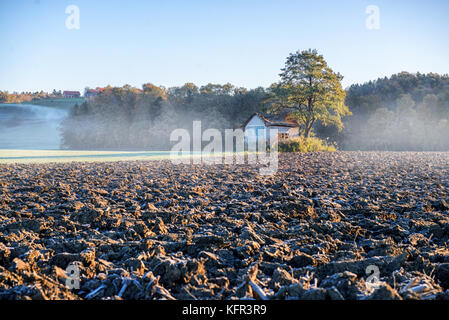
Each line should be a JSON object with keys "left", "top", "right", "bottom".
{"left": 1, "top": 0, "right": 448, "bottom": 93}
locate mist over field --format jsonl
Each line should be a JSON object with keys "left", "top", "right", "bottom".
{"left": 344, "top": 98, "right": 449, "bottom": 151}
{"left": 57, "top": 73, "right": 449, "bottom": 152}
{"left": 0, "top": 104, "right": 67, "bottom": 149}
{"left": 58, "top": 84, "right": 264, "bottom": 151}
{"left": 319, "top": 72, "right": 449, "bottom": 151}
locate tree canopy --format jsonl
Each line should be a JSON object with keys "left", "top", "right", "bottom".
{"left": 266, "top": 49, "right": 351, "bottom": 137}
{"left": 342, "top": 72, "right": 449, "bottom": 150}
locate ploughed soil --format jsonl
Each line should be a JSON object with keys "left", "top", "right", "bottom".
{"left": 1, "top": 152, "right": 449, "bottom": 300}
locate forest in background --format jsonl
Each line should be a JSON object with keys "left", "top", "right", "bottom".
{"left": 340, "top": 72, "right": 449, "bottom": 150}
{"left": 2, "top": 72, "right": 449, "bottom": 151}
{"left": 60, "top": 72, "right": 449, "bottom": 151}
{"left": 60, "top": 83, "right": 265, "bottom": 149}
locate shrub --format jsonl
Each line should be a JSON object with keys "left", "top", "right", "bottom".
{"left": 277, "top": 137, "right": 336, "bottom": 152}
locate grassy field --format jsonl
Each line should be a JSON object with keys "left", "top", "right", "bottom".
{"left": 26, "top": 97, "right": 85, "bottom": 109}
{"left": 0, "top": 150, "right": 252, "bottom": 164}
{"left": 0, "top": 150, "right": 176, "bottom": 164}
{"left": 0, "top": 150, "right": 224, "bottom": 164}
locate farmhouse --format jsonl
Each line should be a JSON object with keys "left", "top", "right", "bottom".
{"left": 84, "top": 88, "right": 102, "bottom": 100}
{"left": 243, "top": 113, "right": 300, "bottom": 143}
{"left": 63, "top": 91, "right": 81, "bottom": 98}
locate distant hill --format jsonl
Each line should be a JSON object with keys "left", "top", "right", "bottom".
{"left": 1, "top": 90, "right": 84, "bottom": 109}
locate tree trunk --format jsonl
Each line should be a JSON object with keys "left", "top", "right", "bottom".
{"left": 304, "top": 97, "right": 314, "bottom": 138}
{"left": 304, "top": 118, "right": 314, "bottom": 138}
{"left": 304, "top": 126, "right": 311, "bottom": 138}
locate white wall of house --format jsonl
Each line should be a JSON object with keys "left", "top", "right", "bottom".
{"left": 244, "top": 115, "right": 266, "bottom": 143}
{"left": 268, "top": 126, "right": 290, "bottom": 134}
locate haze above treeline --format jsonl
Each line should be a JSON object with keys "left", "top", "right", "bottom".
{"left": 1, "top": 71, "right": 449, "bottom": 151}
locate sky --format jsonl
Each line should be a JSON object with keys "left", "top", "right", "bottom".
{"left": 1, "top": 0, "right": 449, "bottom": 93}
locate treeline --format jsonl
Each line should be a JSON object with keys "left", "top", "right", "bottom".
{"left": 60, "top": 83, "right": 266, "bottom": 149}
{"left": 60, "top": 72, "right": 449, "bottom": 151}
{"left": 0, "top": 90, "right": 63, "bottom": 104}
{"left": 10, "top": 71, "right": 447, "bottom": 151}
{"left": 339, "top": 72, "right": 449, "bottom": 150}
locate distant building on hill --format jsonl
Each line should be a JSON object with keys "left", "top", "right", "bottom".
{"left": 84, "top": 88, "right": 103, "bottom": 100}
{"left": 63, "top": 91, "right": 81, "bottom": 98}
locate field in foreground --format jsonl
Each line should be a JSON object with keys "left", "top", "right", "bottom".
{"left": 1, "top": 152, "right": 449, "bottom": 300}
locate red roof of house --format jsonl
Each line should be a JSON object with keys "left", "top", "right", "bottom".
{"left": 86, "top": 89, "right": 101, "bottom": 94}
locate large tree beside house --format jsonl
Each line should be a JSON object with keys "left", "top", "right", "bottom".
{"left": 267, "top": 49, "right": 350, "bottom": 137}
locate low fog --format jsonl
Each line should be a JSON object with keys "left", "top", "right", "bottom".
{"left": 61, "top": 104, "right": 234, "bottom": 151}
{"left": 59, "top": 84, "right": 262, "bottom": 151}
{"left": 3, "top": 74, "right": 449, "bottom": 152}
{"left": 0, "top": 104, "right": 67, "bottom": 149}
{"left": 343, "top": 94, "right": 449, "bottom": 151}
